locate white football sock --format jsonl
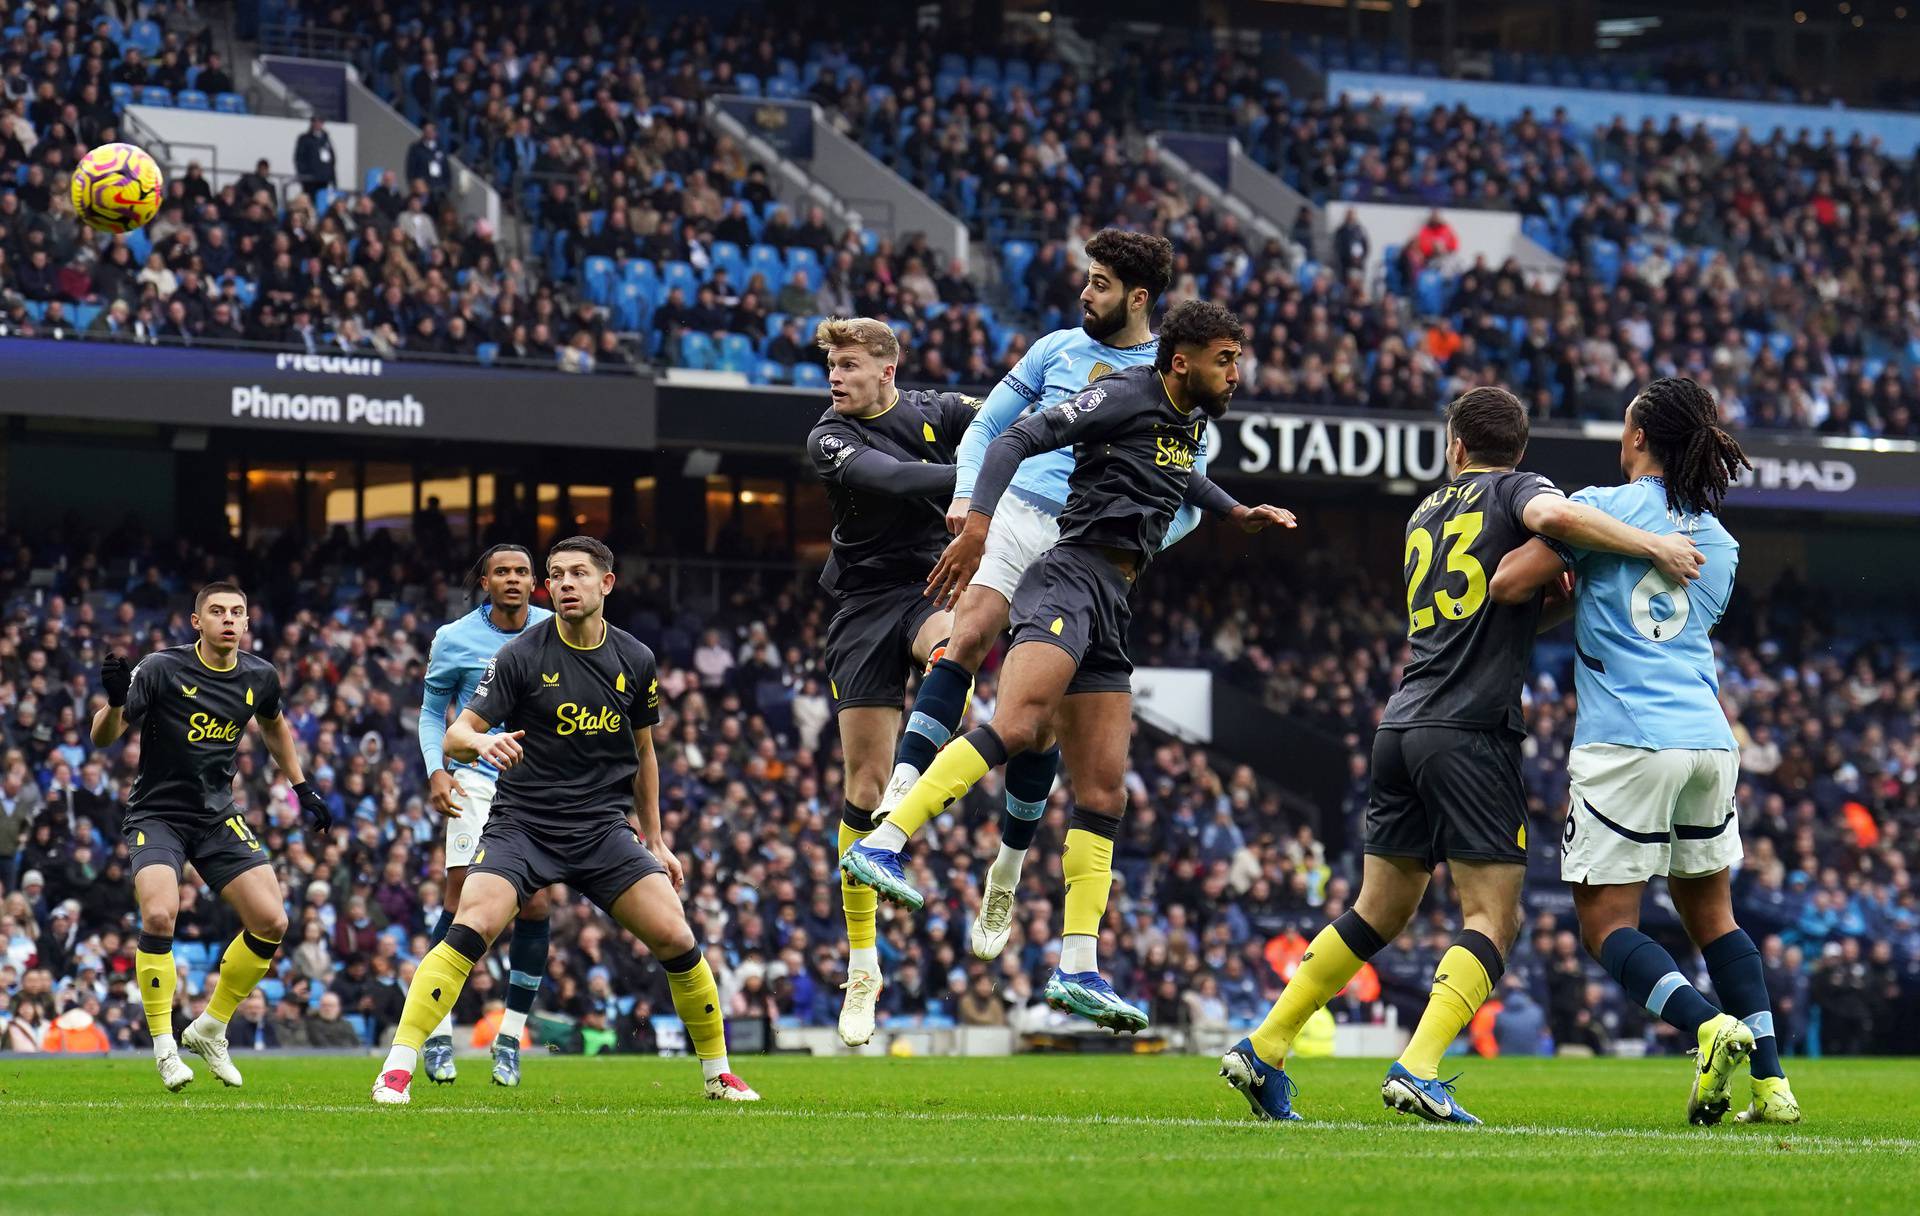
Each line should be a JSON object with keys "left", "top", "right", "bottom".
{"left": 864, "top": 822, "right": 908, "bottom": 852}
{"left": 987, "top": 843, "right": 1027, "bottom": 889}
{"left": 194, "top": 1011, "right": 227, "bottom": 1035}
{"left": 382, "top": 1043, "right": 418, "bottom": 1075}
{"left": 430, "top": 1011, "right": 453, "bottom": 1039}
{"left": 702, "top": 1055, "right": 731, "bottom": 1082}
{"left": 496, "top": 1008, "right": 529, "bottom": 1042}
{"left": 848, "top": 946, "right": 879, "bottom": 976}
{"left": 1060, "top": 933, "right": 1097, "bottom": 974}
{"left": 152, "top": 1033, "right": 177, "bottom": 1057}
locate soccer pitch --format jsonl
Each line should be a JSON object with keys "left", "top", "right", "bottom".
{"left": 2, "top": 1056, "right": 1914, "bottom": 1214}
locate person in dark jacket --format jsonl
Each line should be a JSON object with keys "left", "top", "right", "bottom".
{"left": 294, "top": 116, "right": 336, "bottom": 199}
{"left": 405, "top": 121, "right": 450, "bottom": 199}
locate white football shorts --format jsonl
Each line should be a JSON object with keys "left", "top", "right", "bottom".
{"left": 444, "top": 766, "right": 497, "bottom": 869}
{"left": 971, "top": 492, "right": 1061, "bottom": 601}
{"left": 1561, "top": 743, "right": 1741, "bottom": 885}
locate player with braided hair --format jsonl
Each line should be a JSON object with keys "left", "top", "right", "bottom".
{"left": 1492, "top": 378, "right": 1797, "bottom": 1126}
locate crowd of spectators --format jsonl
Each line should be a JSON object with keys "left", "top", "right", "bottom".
{"left": 1, "top": 512, "right": 1914, "bottom": 1058}
{"left": 0, "top": 1, "right": 643, "bottom": 371}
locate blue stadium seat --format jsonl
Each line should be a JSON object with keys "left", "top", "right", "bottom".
{"left": 582, "top": 255, "right": 616, "bottom": 305}
{"left": 709, "top": 240, "right": 746, "bottom": 282}
{"left": 661, "top": 260, "right": 699, "bottom": 299}
{"left": 109, "top": 82, "right": 133, "bottom": 108}
{"left": 785, "top": 246, "right": 821, "bottom": 289}
{"left": 623, "top": 259, "right": 659, "bottom": 288}
{"left": 175, "top": 89, "right": 209, "bottom": 111}
{"left": 215, "top": 92, "right": 249, "bottom": 115}
{"left": 138, "top": 86, "right": 173, "bottom": 107}
{"left": 755, "top": 359, "right": 788, "bottom": 385}
{"left": 615, "top": 283, "right": 652, "bottom": 331}
{"left": 764, "top": 312, "right": 789, "bottom": 339}
{"left": 364, "top": 168, "right": 384, "bottom": 194}
{"left": 747, "top": 243, "right": 785, "bottom": 282}
{"left": 128, "top": 19, "right": 162, "bottom": 56}
{"left": 718, "top": 332, "right": 756, "bottom": 373}
{"left": 679, "top": 332, "right": 718, "bottom": 370}
{"left": 476, "top": 342, "right": 499, "bottom": 365}
{"left": 792, "top": 362, "right": 826, "bottom": 388}
{"left": 346, "top": 1013, "right": 375, "bottom": 1044}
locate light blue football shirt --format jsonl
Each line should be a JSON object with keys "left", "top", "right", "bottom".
{"left": 419, "top": 601, "right": 554, "bottom": 777}
{"left": 955, "top": 326, "right": 1208, "bottom": 548}
{"left": 1553, "top": 477, "right": 1739, "bottom": 751}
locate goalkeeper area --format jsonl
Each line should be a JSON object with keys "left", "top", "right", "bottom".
{"left": 2, "top": 1056, "right": 1913, "bottom": 1215}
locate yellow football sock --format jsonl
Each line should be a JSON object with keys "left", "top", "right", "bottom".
{"left": 666, "top": 956, "right": 727, "bottom": 1060}
{"left": 394, "top": 940, "right": 478, "bottom": 1052}
{"left": 838, "top": 815, "right": 877, "bottom": 951}
{"left": 1061, "top": 823, "right": 1116, "bottom": 938}
{"left": 206, "top": 931, "right": 280, "bottom": 1024}
{"left": 1400, "top": 937, "right": 1499, "bottom": 1081}
{"left": 1249, "top": 920, "right": 1372, "bottom": 1066}
{"left": 883, "top": 733, "right": 996, "bottom": 841}
{"left": 135, "top": 939, "right": 177, "bottom": 1039}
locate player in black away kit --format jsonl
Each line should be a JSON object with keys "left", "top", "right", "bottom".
{"left": 805, "top": 315, "right": 980, "bottom": 1046}
{"left": 1221, "top": 386, "right": 1709, "bottom": 1125}
{"left": 90, "top": 581, "right": 333, "bottom": 1093}
{"left": 371, "top": 536, "right": 758, "bottom": 1105}
{"left": 842, "top": 300, "right": 1296, "bottom": 1033}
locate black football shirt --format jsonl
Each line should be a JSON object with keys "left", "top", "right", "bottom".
{"left": 123, "top": 643, "right": 283, "bottom": 824}
{"left": 807, "top": 387, "right": 977, "bottom": 594}
{"left": 1379, "top": 469, "right": 1562, "bottom": 736}
{"left": 465, "top": 618, "right": 661, "bottom": 850}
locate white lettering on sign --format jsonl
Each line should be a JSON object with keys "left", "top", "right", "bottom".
{"left": 272, "top": 353, "right": 384, "bottom": 376}
{"left": 1234, "top": 414, "right": 1446, "bottom": 481}
{"left": 1736, "top": 458, "right": 1857, "bottom": 494}
{"left": 230, "top": 385, "right": 425, "bottom": 429}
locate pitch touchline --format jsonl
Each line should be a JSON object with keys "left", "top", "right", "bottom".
{"left": 2, "top": 1099, "right": 1909, "bottom": 1153}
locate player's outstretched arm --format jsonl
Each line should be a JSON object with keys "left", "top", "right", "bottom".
{"left": 445, "top": 708, "right": 523, "bottom": 768}
{"left": 839, "top": 449, "right": 957, "bottom": 499}
{"left": 927, "top": 402, "right": 1090, "bottom": 606}
{"left": 256, "top": 711, "right": 309, "bottom": 785}
{"left": 949, "top": 375, "right": 1034, "bottom": 525}
{"left": 1522, "top": 495, "right": 1703, "bottom": 585}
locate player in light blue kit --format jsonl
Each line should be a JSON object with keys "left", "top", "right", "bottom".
{"left": 1492, "top": 377, "right": 1799, "bottom": 1126}
{"left": 417, "top": 542, "right": 554, "bottom": 1087}
{"left": 839, "top": 230, "right": 1246, "bottom": 1044}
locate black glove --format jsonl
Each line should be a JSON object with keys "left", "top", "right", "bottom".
{"left": 293, "top": 780, "right": 333, "bottom": 835}
{"left": 101, "top": 653, "right": 132, "bottom": 707}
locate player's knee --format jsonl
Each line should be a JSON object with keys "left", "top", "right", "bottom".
{"left": 947, "top": 618, "right": 993, "bottom": 669}
{"left": 990, "top": 715, "right": 1042, "bottom": 757}
{"left": 1074, "top": 783, "right": 1126, "bottom": 819}
{"left": 253, "top": 909, "right": 290, "bottom": 942}
{"left": 844, "top": 766, "right": 885, "bottom": 811}
{"left": 139, "top": 904, "right": 177, "bottom": 937}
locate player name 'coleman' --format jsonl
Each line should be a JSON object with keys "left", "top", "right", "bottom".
{"left": 229, "top": 384, "right": 426, "bottom": 428}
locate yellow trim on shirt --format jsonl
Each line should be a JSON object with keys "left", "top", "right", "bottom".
{"left": 854, "top": 390, "right": 901, "bottom": 422}
{"left": 193, "top": 641, "right": 237, "bottom": 672}
{"left": 557, "top": 620, "right": 608, "bottom": 651}
{"left": 1158, "top": 372, "right": 1192, "bottom": 416}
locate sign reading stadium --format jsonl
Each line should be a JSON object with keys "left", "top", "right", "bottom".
{"left": 1215, "top": 413, "right": 1447, "bottom": 481}
{"left": 0, "top": 338, "right": 656, "bottom": 448}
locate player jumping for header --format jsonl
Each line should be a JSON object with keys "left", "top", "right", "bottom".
{"left": 842, "top": 300, "right": 1296, "bottom": 1034}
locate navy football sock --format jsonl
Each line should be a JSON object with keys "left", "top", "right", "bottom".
{"left": 1000, "top": 745, "right": 1058, "bottom": 851}
{"left": 428, "top": 908, "right": 452, "bottom": 949}
{"left": 505, "top": 916, "right": 549, "bottom": 1016}
{"left": 1701, "top": 928, "right": 1783, "bottom": 1078}
{"left": 1600, "top": 927, "right": 1721, "bottom": 1035}
{"left": 895, "top": 657, "right": 972, "bottom": 773}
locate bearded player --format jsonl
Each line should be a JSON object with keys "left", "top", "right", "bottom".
{"left": 843, "top": 301, "right": 1297, "bottom": 1033}
{"left": 875, "top": 229, "right": 1212, "bottom": 969}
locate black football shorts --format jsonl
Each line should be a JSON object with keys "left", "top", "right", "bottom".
{"left": 824, "top": 579, "right": 944, "bottom": 710}
{"left": 1364, "top": 725, "right": 1529, "bottom": 867}
{"left": 1007, "top": 543, "right": 1135, "bottom": 695}
{"left": 125, "top": 812, "right": 271, "bottom": 895}
{"left": 469, "top": 814, "right": 666, "bottom": 912}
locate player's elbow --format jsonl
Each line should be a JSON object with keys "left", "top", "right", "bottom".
{"left": 1488, "top": 567, "right": 1534, "bottom": 605}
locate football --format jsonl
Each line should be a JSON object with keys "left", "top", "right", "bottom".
{"left": 69, "top": 141, "right": 164, "bottom": 234}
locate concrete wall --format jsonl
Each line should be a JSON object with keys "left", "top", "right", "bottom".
{"left": 802, "top": 104, "right": 967, "bottom": 265}
{"left": 122, "top": 105, "right": 358, "bottom": 196}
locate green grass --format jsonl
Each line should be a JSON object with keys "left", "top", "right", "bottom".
{"left": 1, "top": 1054, "right": 1914, "bottom": 1215}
